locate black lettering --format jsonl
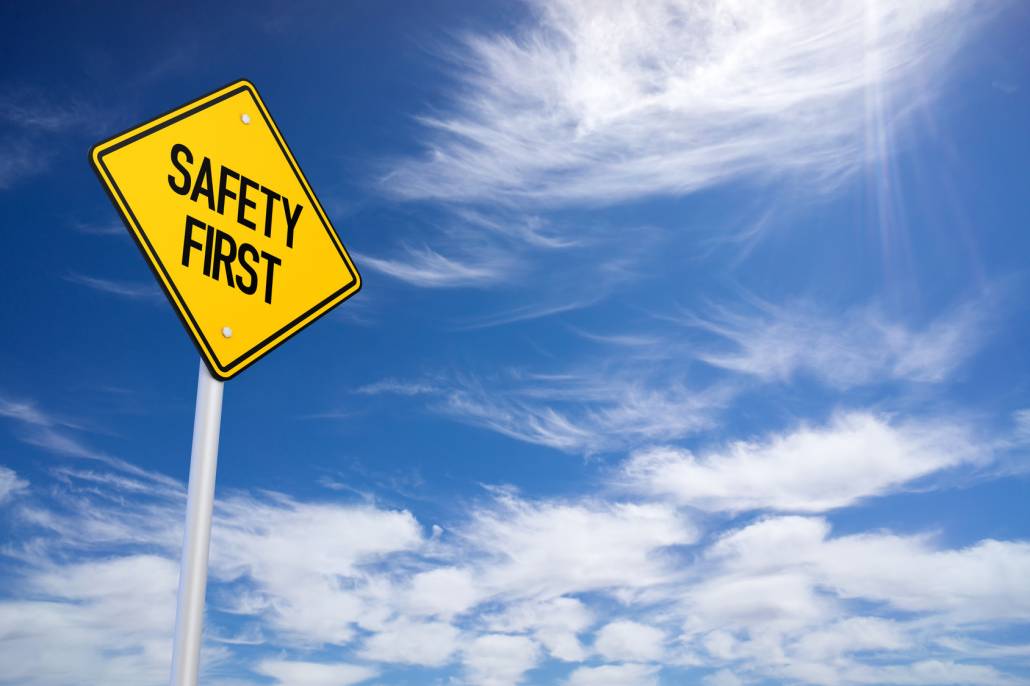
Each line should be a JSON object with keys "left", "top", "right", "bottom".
{"left": 217, "top": 166, "right": 240, "bottom": 215}
{"left": 237, "top": 175, "right": 258, "bottom": 230}
{"left": 259, "top": 185, "right": 280, "bottom": 239}
{"left": 260, "top": 250, "right": 281, "bottom": 304}
{"left": 211, "top": 230, "right": 237, "bottom": 287}
{"left": 235, "top": 243, "right": 260, "bottom": 295}
{"left": 181, "top": 215, "right": 205, "bottom": 266}
{"left": 168, "top": 144, "right": 193, "bottom": 195}
{"left": 191, "top": 157, "right": 215, "bottom": 210}
{"left": 282, "top": 197, "right": 302, "bottom": 249}
{"left": 203, "top": 218, "right": 216, "bottom": 276}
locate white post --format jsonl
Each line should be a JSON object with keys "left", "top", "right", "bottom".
{"left": 170, "top": 361, "right": 224, "bottom": 686}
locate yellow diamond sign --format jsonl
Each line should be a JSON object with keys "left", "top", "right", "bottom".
{"left": 90, "top": 80, "right": 361, "bottom": 380}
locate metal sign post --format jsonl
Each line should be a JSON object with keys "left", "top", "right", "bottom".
{"left": 169, "top": 362, "right": 224, "bottom": 686}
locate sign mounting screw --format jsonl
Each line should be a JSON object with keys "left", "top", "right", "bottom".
{"left": 222, "top": 326, "right": 233, "bottom": 338}
{"left": 241, "top": 113, "right": 251, "bottom": 125}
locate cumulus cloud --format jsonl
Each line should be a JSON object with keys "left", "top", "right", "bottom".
{"left": 254, "top": 660, "right": 377, "bottom": 686}
{"left": 623, "top": 412, "right": 981, "bottom": 512}
{"left": 482, "top": 597, "right": 594, "bottom": 663}
{"left": 358, "top": 619, "right": 460, "bottom": 666}
{"left": 702, "top": 669, "right": 746, "bottom": 686}
{"left": 1, "top": 426, "right": 1026, "bottom": 686}
{"left": 0, "top": 555, "right": 182, "bottom": 686}
{"left": 594, "top": 620, "right": 666, "bottom": 662}
{"left": 210, "top": 496, "right": 424, "bottom": 645}
{"left": 386, "top": 0, "right": 980, "bottom": 206}
{"left": 681, "top": 515, "right": 1030, "bottom": 684}
{"left": 566, "top": 662, "right": 659, "bottom": 686}
{"left": 462, "top": 634, "right": 541, "bottom": 686}
{"left": 400, "top": 566, "right": 482, "bottom": 619}
{"left": 462, "top": 492, "right": 697, "bottom": 600}
{"left": 742, "top": 518, "right": 1030, "bottom": 622}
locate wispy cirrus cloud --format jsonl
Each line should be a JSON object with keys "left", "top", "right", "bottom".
{"left": 64, "top": 273, "right": 164, "bottom": 303}
{"left": 0, "top": 93, "right": 104, "bottom": 134}
{"left": 351, "top": 288, "right": 996, "bottom": 455}
{"left": 355, "top": 379, "right": 439, "bottom": 397}
{"left": 453, "top": 295, "right": 604, "bottom": 331}
{"left": 0, "top": 395, "right": 109, "bottom": 463}
{"left": 0, "top": 90, "right": 109, "bottom": 189}
{"left": 0, "top": 140, "right": 50, "bottom": 190}
{"left": 67, "top": 219, "right": 126, "bottom": 237}
{"left": 0, "top": 465, "right": 28, "bottom": 504}
{"left": 356, "top": 246, "right": 511, "bottom": 289}
{"left": 391, "top": 370, "right": 727, "bottom": 454}
{"left": 385, "top": 0, "right": 982, "bottom": 206}
{"left": 687, "top": 295, "right": 988, "bottom": 388}
{"left": 0, "top": 393, "right": 180, "bottom": 491}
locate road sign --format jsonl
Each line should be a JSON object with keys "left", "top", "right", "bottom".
{"left": 90, "top": 79, "right": 361, "bottom": 380}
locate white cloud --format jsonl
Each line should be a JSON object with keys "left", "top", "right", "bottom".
{"left": 0, "top": 91, "right": 105, "bottom": 189}
{"left": 673, "top": 515, "right": 1030, "bottom": 684}
{"left": 697, "top": 514, "right": 1030, "bottom": 629}
{"left": 462, "top": 634, "right": 541, "bottom": 686}
{"left": 64, "top": 273, "right": 163, "bottom": 302}
{"left": 483, "top": 597, "right": 594, "bottom": 662}
{"left": 0, "top": 555, "right": 182, "bottom": 686}
{"left": 68, "top": 219, "right": 125, "bottom": 236}
{"left": 691, "top": 299, "right": 985, "bottom": 388}
{"left": 386, "top": 0, "right": 979, "bottom": 206}
{"left": 1013, "top": 408, "right": 1030, "bottom": 442}
{"left": 355, "top": 379, "right": 439, "bottom": 396}
{"left": 0, "top": 93, "right": 100, "bottom": 133}
{"left": 358, "top": 619, "right": 459, "bottom": 666}
{"left": 356, "top": 245, "right": 509, "bottom": 288}
{"left": 455, "top": 295, "right": 603, "bottom": 330}
{"left": 210, "top": 496, "right": 425, "bottom": 645}
{"left": 594, "top": 620, "right": 666, "bottom": 662}
{"left": 623, "top": 412, "right": 979, "bottom": 512}
{"left": 791, "top": 617, "right": 911, "bottom": 662}
{"left": 3, "top": 432, "right": 1028, "bottom": 685}
{"left": 566, "top": 662, "right": 659, "bottom": 686}
{"left": 0, "top": 394, "right": 181, "bottom": 490}
{"left": 254, "top": 659, "right": 377, "bottom": 686}
{"left": 361, "top": 368, "right": 725, "bottom": 454}
{"left": 701, "top": 670, "right": 745, "bottom": 686}
{"left": 463, "top": 492, "right": 697, "bottom": 600}
{"left": 689, "top": 571, "right": 835, "bottom": 636}
{"left": 0, "top": 465, "right": 27, "bottom": 503}
{"left": 437, "top": 372, "right": 724, "bottom": 454}
{"left": 837, "top": 660, "right": 1022, "bottom": 686}
{"left": 401, "top": 567, "right": 481, "bottom": 619}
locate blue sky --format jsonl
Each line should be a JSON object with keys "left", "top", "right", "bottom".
{"left": 2, "top": 1, "right": 1030, "bottom": 685}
